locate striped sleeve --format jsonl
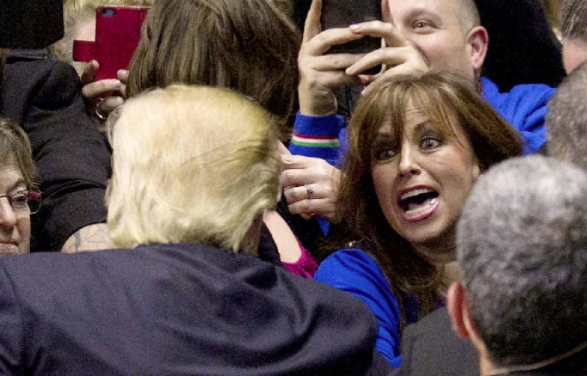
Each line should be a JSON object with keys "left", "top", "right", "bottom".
{"left": 289, "top": 112, "right": 346, "bottom": 166}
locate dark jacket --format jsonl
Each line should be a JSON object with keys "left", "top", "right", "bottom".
{"left": 0, "top": 242, "right": 391, "bottom": 375}
{"left": 391, "top": 307, "right": 479, "bottom": 376}
{"left": 0, "top": 57, "right": 111, "bottom": 251}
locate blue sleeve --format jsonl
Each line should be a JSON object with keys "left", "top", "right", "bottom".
{"left": 289, "top": 112, "right": 346, "bottom": 166}
{"left": 506, "top": 84, "right": 554, "bottom": 154}
{"left": 481, "top": 78, "right": 555, "bottom": 154}
{"left": 314, "top": 249, "right": 403, "bottom": 368}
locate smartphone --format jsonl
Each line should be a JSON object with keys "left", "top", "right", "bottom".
{"left": 321, "top": 0, "right": 382, "bottom": 75}
{"left": 73, "top": 5, "right": 150, "bottom": 80}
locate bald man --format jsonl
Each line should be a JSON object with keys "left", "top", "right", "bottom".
{"left": 289, "top": 0, "right": 554, "bottom": 162}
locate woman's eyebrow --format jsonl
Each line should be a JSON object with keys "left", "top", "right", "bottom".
{"left": 413, "top": 121, "right": 436, "bottom": 135}
{"left": 8, "top": 178, "right": 26, "bottom": 192}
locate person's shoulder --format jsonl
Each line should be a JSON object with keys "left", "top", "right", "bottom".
{"left": 316, "top": 249, "right": 383, "bottom": 279}
{"left": 482, "top": 77, "right": 555, "bottom": 106}
{"left": 314, "top": 248, "right": 394, "bottom": 300}
{"left": 506, "top": 82, "right": 556, "bottom": 104}
{"left": 404, "top": 307, "right": 452, "bottom": 338}
{"left": 399, "top": 307, "right": 479, "bottom": 376}
{"left": 4, "top": 58, "right": 82, "bottom": 108}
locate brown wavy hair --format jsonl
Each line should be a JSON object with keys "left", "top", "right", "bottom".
{"left": 332, "top": 72, "right": 523, "bottom": 326}
{"left": 0, "top": 117, "right": 37, "bottom": 190}
{"left": 126, "top": 0, "right": 300, "bottom": 140}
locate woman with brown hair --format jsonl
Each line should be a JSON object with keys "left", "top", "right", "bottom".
{"left": 125, "top": 0, "right": 323, "bottom": 277}
{"left": 314, "top": 71, "right": 523, "bottom": 367}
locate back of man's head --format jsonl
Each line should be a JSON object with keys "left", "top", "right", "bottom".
{"left": 457, "top": 156, "right": 587, "bottom": 369}
{"left": 561, "top": 0, "right": 587, "bottom": 41}
{"left": 546, "top": 61, "right": 587, "bottom": 169}
{"left": 560, "top": 0, "right": 587, "bottom": 72}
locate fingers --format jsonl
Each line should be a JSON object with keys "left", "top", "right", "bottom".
{"left": 277, "top": 141, "right": 291, "bottom": 156}
{"left": 99, "top": 96, "right": 124, "bottom": 115}
{"left": 283, "top": 184, "right": 336, "bottom": 221}
{"left": 280, "top": 155, "right": 341, "bottom": 221}
{"left": 80, "top": 60, "right": 99, "bottom": 86}
{"left": 117, "top": 69, "right": 129, "bottom": 97}
{"left": 349, "top": 21, "right": 407, "bottom": 49}
{"left": 303, "top": 27, "right": 366, "bottom": 56}
{"left": 281, "top": 155, "right": 332, "bottom": 185}
{"left": 346, "top": 45, "right": 417, "bottom": 76}
{"left": 287, "top": 197, "right": 334, "bottom": 221}
{"left": 381, "top": 0, "right": 392, "bottom": 24}
{"left": 82, "top": 79, "right": 122, "bottom": 102}
{"left": 303, "top": 0, "right": 323, "bottom": 43}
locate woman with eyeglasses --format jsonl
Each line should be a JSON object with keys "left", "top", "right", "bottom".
{"left": 0, "top": 117, "right": 41, "bottom": 256}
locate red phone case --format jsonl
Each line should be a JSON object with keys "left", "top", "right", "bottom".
{"left": 73, "top": 6, "right": 150, "bottom": 81}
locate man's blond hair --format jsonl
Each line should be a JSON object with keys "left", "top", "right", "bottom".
{"left": 106, "top": 85, "right": 281, "bottom": 254}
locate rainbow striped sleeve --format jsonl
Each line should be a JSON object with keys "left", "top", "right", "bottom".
{"left": 289, "top": 112, "right": 346, "bottom": 166}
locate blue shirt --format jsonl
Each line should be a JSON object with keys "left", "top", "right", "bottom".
{"left": 314, "top": 249, "right": 419, "bottom": 368}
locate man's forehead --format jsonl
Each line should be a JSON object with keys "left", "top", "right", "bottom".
{"left": 385, "top": 0, "right": 462, "bottom": 21}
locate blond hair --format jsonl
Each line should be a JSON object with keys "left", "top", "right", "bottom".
{"left": 54, "top": 0, "right": 153, "bottom": 64}
{"left": 106, "top": 85, "right": 281, "bottom": 254}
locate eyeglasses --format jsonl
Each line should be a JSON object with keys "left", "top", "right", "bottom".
{"left": 0, "top": 190, "right": 42, "bottom": 214}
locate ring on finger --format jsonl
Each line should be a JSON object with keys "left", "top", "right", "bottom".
{"left": 94, "top": 97, "right": 107, "bottom": 121}
{"left": 304, "top": 184, "right": 314, "bottom": 200}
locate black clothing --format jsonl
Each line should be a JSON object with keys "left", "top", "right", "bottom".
{"left": 0, "top": 242, "right": 391, "bottom": 375}
{"left": 391, "top": 307, "right": 479, "bottom": 376}
{"left": 0, "top": 57, "right": 111, "bottom": 251}
{"left": 476, "top": 0, "right": 566, "bottom": 91}
{"left": 0, "top": 0, "right": 63, "bottom": 49}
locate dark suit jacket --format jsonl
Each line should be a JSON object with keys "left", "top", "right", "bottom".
{"left": 0, "top": 57, "right": 111, "bottom": 251}
{"left": 0, "top": 242, "right": 391, "bottom": 375}
{"left": 390, "top": 307, "right": 479, "bottom": 376}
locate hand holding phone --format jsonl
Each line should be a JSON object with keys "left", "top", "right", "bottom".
{"left": 73, "top": 5, "right": 150, "bottom": 81}
{"left": 320, "top": 0, "right": 382, "bottom": 75}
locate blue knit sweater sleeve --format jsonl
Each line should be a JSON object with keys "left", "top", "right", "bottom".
{"left": 481, "top": 77, "right": 555, "bottom": 154}
{"left": 314, "top": 249, "right": 403, "bottom": 368}
{"left": 288, "top": 112, "right": 346, "bottom": 166}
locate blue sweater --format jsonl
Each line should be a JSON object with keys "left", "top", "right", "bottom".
{"left": 314, "top": 249, "right": 419, "bottom": 368}
{"left": 290, "top": 77, "right": 555, "bottom": 161}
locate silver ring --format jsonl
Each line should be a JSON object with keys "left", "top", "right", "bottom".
{"left": 304, "top": 184, "right": 314, "bottom": 200}
{"left": 94, "top": 98, "right": 107, "bottom": 121}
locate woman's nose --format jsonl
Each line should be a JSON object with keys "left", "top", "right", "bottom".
{"left": 0, "top": 198, "right": 17, "bottom": 229}
{"left": 398, "top": 143, "right": 421, "bottom": 178}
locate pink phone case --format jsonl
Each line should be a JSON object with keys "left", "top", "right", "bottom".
{"left": 73, "top": 6, "right": 150, "bottom": 80}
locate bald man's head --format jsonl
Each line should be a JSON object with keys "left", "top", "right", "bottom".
{"left": 460, "top": 0, "right": 481, "bottom": 32}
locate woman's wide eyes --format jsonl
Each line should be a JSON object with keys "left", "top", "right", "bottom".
{"left": 421, "top": 138, "right": 441, "bottom": 149}
{"left": 377, "top": 149, "right": 397, "bottom": 161}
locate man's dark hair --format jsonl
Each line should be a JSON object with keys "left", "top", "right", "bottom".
{"left": 560, "top": 0, "right": 587, "bottom": 40}
{"left": 458, "top": 156, "right": 587, "bottom": 367}
{"left": 546, "top": 60, "right": 587, "bottom": 169}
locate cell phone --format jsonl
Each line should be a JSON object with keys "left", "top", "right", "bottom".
{"left": 321, "top": 0, "right": 382, "bottom": 75}
{"left": 73, "top": 5, "right": 150, "bottom": 81}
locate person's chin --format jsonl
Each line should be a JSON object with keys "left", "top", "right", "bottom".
{"left": 0, "top": 242, "right": 21, "bottom": 256}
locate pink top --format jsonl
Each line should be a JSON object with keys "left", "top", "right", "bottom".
{"left": 282, "top": 240, "right": 318, "bottom": 279}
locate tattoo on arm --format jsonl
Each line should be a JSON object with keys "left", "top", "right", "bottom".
{"left": 61, "top": 223, "right": 113, "bottom": 253}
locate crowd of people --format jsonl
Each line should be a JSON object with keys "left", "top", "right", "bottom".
{"left": 0, "top": 0, "right": 586, "bottom": 375}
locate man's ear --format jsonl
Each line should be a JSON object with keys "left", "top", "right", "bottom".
{"left": 466, "top": 26, "right": 489, "bottom": 73}
{"left": 447, "top": 282, "right": 475, "bottom": 339}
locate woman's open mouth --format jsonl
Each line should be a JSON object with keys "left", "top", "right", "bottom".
{"left": 398, "top": 187, "right": 439, "bottom": 222}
